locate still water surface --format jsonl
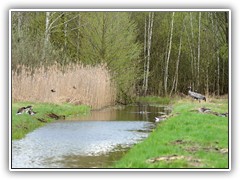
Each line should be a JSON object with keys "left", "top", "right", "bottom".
{"left": 12, "top": 105, "right": 170, "bottom": 168}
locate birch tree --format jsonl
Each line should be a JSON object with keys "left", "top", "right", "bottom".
{"left": 80, "top": 12, "right": 141, "bottom": 101}
{"left": 170, "top": 15, "right": 185, "bottom": 96}
{"left": 42, "top": 12, "right": 79, "bottom": 61}
{"left": 144, "top": 12, "right": 154, "bottom": 96}
{"left": 197, "top": 12, "right": 201, "bottom": 90}
{"left": 164, "top": 12, "right": 175, "bottom": 96}
{"left": 42, "top": 12, "right": 51, "bottom": 61}
{"left": 142, "top": 16, "right": 147, "bottom": 93}
{"left": 189, "top": 12, "right": 197, "bottom": 90}
{"left": 17, "top": 12, "right": 23, "bottom": 42}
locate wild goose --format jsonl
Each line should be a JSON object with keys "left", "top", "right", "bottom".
{"left": 16, "top": 105, "right": 36, "bottom": 115}
{"left": 27, "top": 109, "right": 37, "bottom": 115}
{"left": 16, "top": 107, "right": 26, "bottom": 115}
{"left": 188, "top": 87, "right": 206, "bottom": 102}
{"left": 198, "top": 107, "right": 211, "bottom": 113}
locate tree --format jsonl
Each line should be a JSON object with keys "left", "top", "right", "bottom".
{"left": 197, "top": 12, "right": 201, "bottom": 90}
{"left": 80, "top": 12, "right": 141, "bottom": 102}
{"left": 11, "top": 11, "right": 229, "bottom": 98}
{"left": 143, "top": 12, "right": 154, "bottom": 96}
{"left": 164, "top": 12, "right": 175, "bottom": 96}
{"left": 170, "top": 15, "right": 186, "bottom": 96}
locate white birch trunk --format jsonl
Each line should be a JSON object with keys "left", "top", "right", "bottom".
{"left": 184, "top": 22, "right": 194, "bottom": 89}
{"left": 197, "top": 12, "right": 201, "bottom": 90}
{"left": 211, "top": 12, "right": 220, "bottom": 96}
{"left": 216, "top": 47, "right": 220, "bottom": 96}
{"left": 170, "top": 16, "right": 184, "bottom": 96}
{"left": 215, "top": 15, "right": 220, "bottom": 96}
{"left": 64, "top": 22, "right": 68, "bottom": 50}
{"left": 174, "top": 23, "right": 183, "bottom": 93}
{"left": 43, "top": 12, "right": 51, "bottom": 60}
{"left": 142, "top": 16, "right": 147, "bottom": 93}
{"left": 190, "top": 12, "right": 196, "bottom": 90}
{"left": 17, "top": 12, "right": 22, "bottom": 41}
{"left": 77, "top": 14, "right": 81, "bottom": 59}
{"left": 164, "top": 12, "right": 174, "bottom": 96}
{"left": 144, "top": 12, "right": 154, "bottom": 96}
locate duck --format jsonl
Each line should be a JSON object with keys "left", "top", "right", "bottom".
{"left": 154, "top": 115, "right": 167, "bottom": 122}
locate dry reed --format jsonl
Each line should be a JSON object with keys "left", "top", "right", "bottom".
{"left": 12, "top": 64, "right": 116, "bottom": 109}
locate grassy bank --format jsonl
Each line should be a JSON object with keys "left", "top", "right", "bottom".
{"left": 11, "top": 102, "right": 90, "bottom": 140}
{"left": 112, "top": 97, "right": 229, "bottom": 168}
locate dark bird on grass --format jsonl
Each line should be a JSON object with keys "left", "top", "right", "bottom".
{"left": 16, "top": 107, "right": 26, "bottom": 115}
{"left": 188, "top": 87, "right": 206, "bottom": 102}
{"left": 47, "top": 113, "right": 60, "bottom": 120}
{"left": 36, "top": 118, "right": 47, "bottom": 123}
{"left": 47, "top": 113, "right": 66, "bottom": 120}
{"left": 198, "top": 107, "right": 211, "bottom": 113}
{"left": 212, "top": 112, "right": 228, "bottom": 117}
{"left": 51, "top": 89, "right": 56, "bottom": 93}
{"left": 73, "top": 86, "right": 77, "bottom": 89}
{"left": 219, "top": 112, "right": 228, "bottom": 117}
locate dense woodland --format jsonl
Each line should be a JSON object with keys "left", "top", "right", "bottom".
{"left": 11, "top": 11, "right": 229, "bottom": 103}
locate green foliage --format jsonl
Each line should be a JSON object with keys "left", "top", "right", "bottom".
{"left": 137, "top": 96, "right": 171, "bottom": 105}
{"left": 11, "top": 11, "right": 229, "bottom": 101}
{"left": 79, "top": 12, "right": 141, "bottom": 101}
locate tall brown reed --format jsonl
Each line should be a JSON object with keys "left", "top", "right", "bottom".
{"left": 12, "top": 64, "right": 116, "bottom": 109}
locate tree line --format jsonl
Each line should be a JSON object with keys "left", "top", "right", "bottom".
{"left": 11, "top": 11, "right": 229, "bottom": 102}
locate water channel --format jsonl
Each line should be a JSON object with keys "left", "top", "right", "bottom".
{"left": 12, "top": 105, "right": 171, "bottom": 168}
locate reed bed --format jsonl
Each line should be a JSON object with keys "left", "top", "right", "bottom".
{"left": 12, "top": 64, "right": 116, "bottom": 109}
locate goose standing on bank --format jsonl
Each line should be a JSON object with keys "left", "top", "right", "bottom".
{"left": 188, "top": 87, "right": 206, "bottom": 102}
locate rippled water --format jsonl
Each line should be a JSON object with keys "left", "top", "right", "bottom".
{"left": 12, "top": 105, "right": 170, "bottom": 168}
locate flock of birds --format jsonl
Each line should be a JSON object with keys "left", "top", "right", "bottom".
{"left": 15, "top": 86, "right": 210, "bottom": 122}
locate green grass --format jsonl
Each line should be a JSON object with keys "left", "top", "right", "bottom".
{"left": 112, "top": 98, "right": 229, "bottom": 168}
{"left": 11, "top": 102, "right": 90, "bottom": 140}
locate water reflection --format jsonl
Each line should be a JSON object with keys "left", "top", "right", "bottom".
{"left": 12, "top": 105, "right": 171, "bottom": 168}
{"left": 75, "top": 105, "right": 171, "bottom": 121}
